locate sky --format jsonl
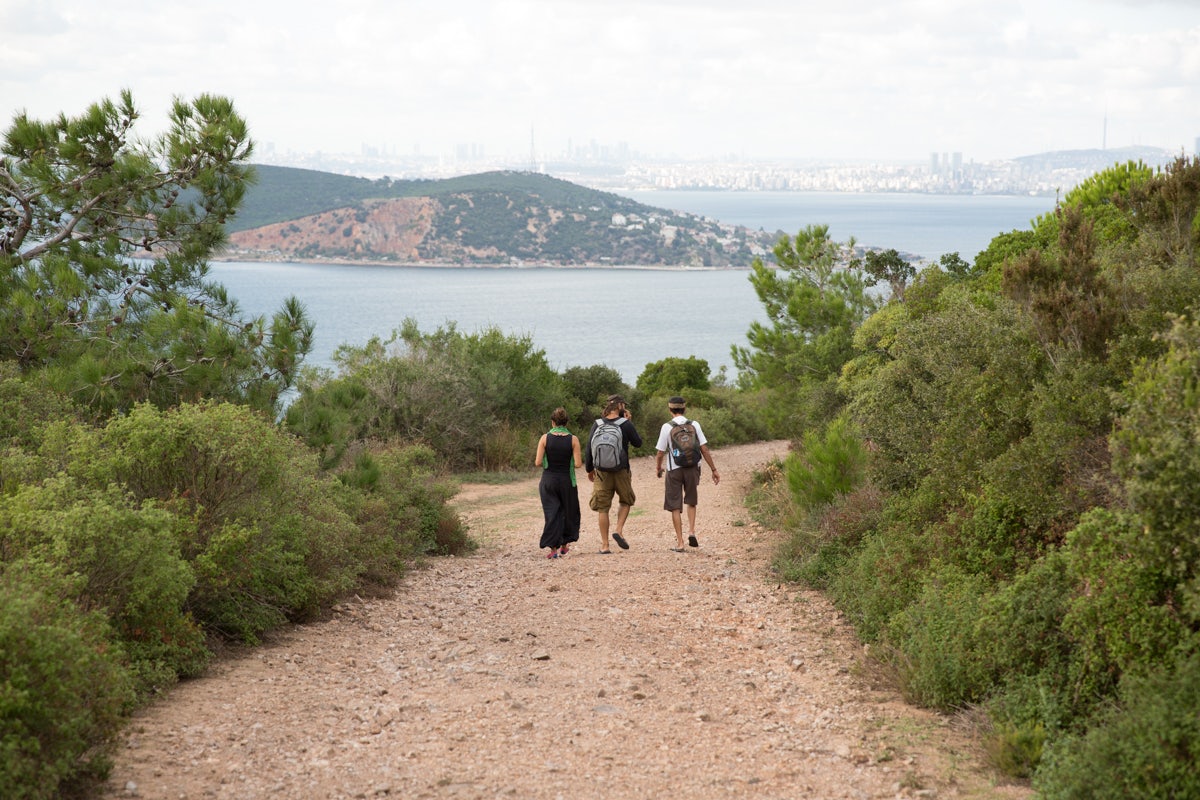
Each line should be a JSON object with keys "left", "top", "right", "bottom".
{"left": 3, "top": 0, "right": 1199, "bottom": 165}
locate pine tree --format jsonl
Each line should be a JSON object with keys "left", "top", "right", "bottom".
{"left": 0, "top": 91, "right": 311, "bottom": 414}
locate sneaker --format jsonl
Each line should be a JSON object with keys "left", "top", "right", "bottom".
{"left": 612, "top": 532, "right": 629, "bottom": 550}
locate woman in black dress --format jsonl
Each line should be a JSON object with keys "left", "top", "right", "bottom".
{"left": 534, "top": 407, "right": 583, "bottom": 558}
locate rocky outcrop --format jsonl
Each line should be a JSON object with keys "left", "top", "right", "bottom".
{"left": 228, "top": 197, "right": 440, "bottom": 262}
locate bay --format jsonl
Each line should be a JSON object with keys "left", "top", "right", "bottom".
{"left": 210, "top": 262, "right": 764, "bottom": 383}
{"left": 210, "top": 192, "right": 1058, "bottom": 384}
{"left": 619, "top": 190, "right": 1056, "bottom": 261}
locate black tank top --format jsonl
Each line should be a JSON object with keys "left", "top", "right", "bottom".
{"left": 544, "top": 433, "right": 573, "bottom": 475}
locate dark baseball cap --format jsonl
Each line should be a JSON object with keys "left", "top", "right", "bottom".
{"left": 668, "top": 396, "right": 686, "bottom": 406}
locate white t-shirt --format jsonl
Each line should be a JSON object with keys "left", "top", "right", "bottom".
{"left": 655, "top": 415, "right": 707, "bottom": 470}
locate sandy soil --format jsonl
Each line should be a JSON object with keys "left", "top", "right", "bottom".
{"left": 104, "top": 441, "right": 1031, "bottom": 800}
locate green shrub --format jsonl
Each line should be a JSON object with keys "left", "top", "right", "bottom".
{"left": 635, "top": 355, "right": 711, "bottom": 397}
{"left": 785, "top": 415, "right": 866, "bottom": 511}
{"left": 72, "top": 401, "right": 361, "bottom": 642}
{"left": 1036, "top": 648, "right": 1200, "bottom": 800}
{"left": 1061, "top": 508, "right": 1188, "bottom": 706}
{"left": 981, "top": 551, "right": 1075, "bottom": 684}
{"left": 338, "top": 444, "right": 471, "bottom": 578}
{"left": 480, "top": 420, "right": 541, "bottom": 472}
{"left": 0, "top": 365, "right": 81, "bottom": 452}
{"left": 771, "top": 482, "right": 883, "bottom": 588}
{"left": 0, "top": 477, "right": 207, "bottom": 695}
{"left": 1111, "top": 314, "right": 1200, "bottom": 622}
{"left": 984, "top": 720, "right": 1046, "bottom": 780}
{"left": 826, "top": 516, "right": 928, "bottom": 642}
{"left": 983, "top": 669, "right": 1079, "bottom": 780}
{"left": 0, "top": 573, "right": 134, "bottom": 799}
{"left": 287, "top": 321, "right": 568, "bottom": 471}
{"left": 848, "top": 290, "right": 1041, "bottom": 496}
{"left": 885, "top": 566, "right": 995, "bottom": 710}
{"left": 561, "top": 363, "right": 629, "bottom": 413}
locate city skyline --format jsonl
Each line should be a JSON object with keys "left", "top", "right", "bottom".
{"left": 3, "top": 0, "right": 1199, "bottom": 164}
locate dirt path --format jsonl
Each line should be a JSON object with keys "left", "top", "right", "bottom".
{"left": 106, "top": 441, "right": 1029, "bottom": 800}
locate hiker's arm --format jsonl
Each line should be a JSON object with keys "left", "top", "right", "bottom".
{"left": 625, "top": 417, "right": 643, "bottom": 449}
{"left": 572, "top": 436, "right": 583, "bottom": 469}
{"left": 534, "top": 434, "right": 547, "bottom": 467}
{"left": 583, "top": 423, "right": 595, "bottom": 474}
{"left": 655, "top": 449, "right": 665, "bottom": 478}
{"left": 701, "top": 444, "right": 720, "bottom": 485}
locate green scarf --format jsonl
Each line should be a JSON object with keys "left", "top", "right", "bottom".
{"left": 543, "top": 427, "right": 577, "bottom": 486}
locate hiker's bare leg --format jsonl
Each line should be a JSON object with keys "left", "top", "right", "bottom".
{"left": 615, "top": 503, "right": 631, "bottom": 535}
{"left": 671, "top": 509, "right": 685, "bottom": 549}
{"left": 686, "top": 505, "right": 698, "bottom": 536}
{"left": 598, "top": 509, "right": 610, "bottom": 550}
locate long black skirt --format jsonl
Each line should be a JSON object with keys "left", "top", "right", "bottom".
{"left": 539, "top": 471, "right": 581, "bottom": 550}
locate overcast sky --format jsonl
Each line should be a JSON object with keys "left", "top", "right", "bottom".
{"left": 3, "top": 0, "right": 1198, "bottom": 164}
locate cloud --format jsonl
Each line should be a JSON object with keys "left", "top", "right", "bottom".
{"left": 2, "top": 0, "right": 1198, "bottom": 162}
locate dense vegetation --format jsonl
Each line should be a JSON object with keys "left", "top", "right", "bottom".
{"left": 0, "top": 95, "right": 465, "bottom": 798}
{"left": 283, "top": 322, "right": 775, "bottom": 474}
{"left": 748, "top": 156, "right": 1200, "bottom": 796}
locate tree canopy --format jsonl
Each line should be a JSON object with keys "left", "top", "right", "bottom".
{"left": 0, "top": 91, "right": 311, "bottom": 414}
{"left": 733, "top": 224, "right": 874, "bottom": 429}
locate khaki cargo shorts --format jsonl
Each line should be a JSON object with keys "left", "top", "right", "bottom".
{"left": 589, "top": 469, "right": 636, "bottom": 512}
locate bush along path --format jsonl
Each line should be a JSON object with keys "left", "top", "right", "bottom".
{"left": 105, "top": 442, "right": 1029, "bottom": 799}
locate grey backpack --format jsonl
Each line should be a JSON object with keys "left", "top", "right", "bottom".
{"left": 590, "top": 418, "right": 624, "bottom": 471}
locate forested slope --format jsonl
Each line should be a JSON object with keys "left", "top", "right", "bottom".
{"left": 747, "top": 156, "right": 1200, "bottom": 798}
{"left": 227, "top": 165, "right": 775, "bottom": 266}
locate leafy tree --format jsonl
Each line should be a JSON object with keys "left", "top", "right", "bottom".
{"left": 0, "top": 91, "right": 311, "bottom": 414}
{"left": 733, "top": 224, "right": 874, "bottom": 432}
{"left": 1002, "top": 204, "right": 1121, "bottom": 364}
{"left": 861, "top": 247, "right": 916, "bottom": 301}
{"left": 848, "top": 287, "right": 1041, "bottom": 495}
{"left": 938, "top": 251, "right": 974, "bottom": 281}
{"left": 287, "top": 319, "right": 566, "bottom": 470}
{"left": 635, "top": 356, "right": 710, "bottom": 397}
{"left": 974, "top": 228, "right": 1044, "bottom": 288}
{"left": 561, "top": 363, "right": 630, "bottom": 422}
{"left": 1038, "top": 159, "right": 1154, "bottom": 247}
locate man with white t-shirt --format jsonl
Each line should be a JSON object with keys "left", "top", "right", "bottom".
{"left": 654, "top": 396, "right": 720, "bottom": 552}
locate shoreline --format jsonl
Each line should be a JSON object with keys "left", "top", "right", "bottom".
{"left": 211, "top": 253, "right": 754, "bottom": 272}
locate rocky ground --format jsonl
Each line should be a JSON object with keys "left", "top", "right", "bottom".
{"left": 105, "top": 441, "right": 1031, "bottom": 800}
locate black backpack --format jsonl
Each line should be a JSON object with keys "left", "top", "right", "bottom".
{"left": 590, "top": 418, "right": 624, "bottom": 471}
{"left": 669, "top": 419, "right": 702, "bottom": 467}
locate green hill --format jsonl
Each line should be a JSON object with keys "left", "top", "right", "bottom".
{"left": 226, "top": 166, "right": 775, "bottom": 267}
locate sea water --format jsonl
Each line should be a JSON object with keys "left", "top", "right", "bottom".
{"left": 210, "top": 192, "right": 1055, "bottom": 383}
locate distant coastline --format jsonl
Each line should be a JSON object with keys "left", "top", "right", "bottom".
{"left": 211, "top": 252, "right": 747, "bottom": 271}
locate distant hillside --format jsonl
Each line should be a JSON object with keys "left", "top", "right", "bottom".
{"left": 1012, "top": 145, "right": 1177, "bottom": 173}
{"left": 224, "top": 166, "right": 775, "bottom": 267}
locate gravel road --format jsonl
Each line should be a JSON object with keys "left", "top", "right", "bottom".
{"left": 105, "top": 440, "right": 1030, "bottom": 800}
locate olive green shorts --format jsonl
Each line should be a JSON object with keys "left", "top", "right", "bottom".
{"left": 589, "top": 469, "right": 636, "bottom": 512}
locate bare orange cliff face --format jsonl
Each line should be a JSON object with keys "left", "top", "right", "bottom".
{"left": 227, "top": 197, "right": 440, "bottom": 261}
